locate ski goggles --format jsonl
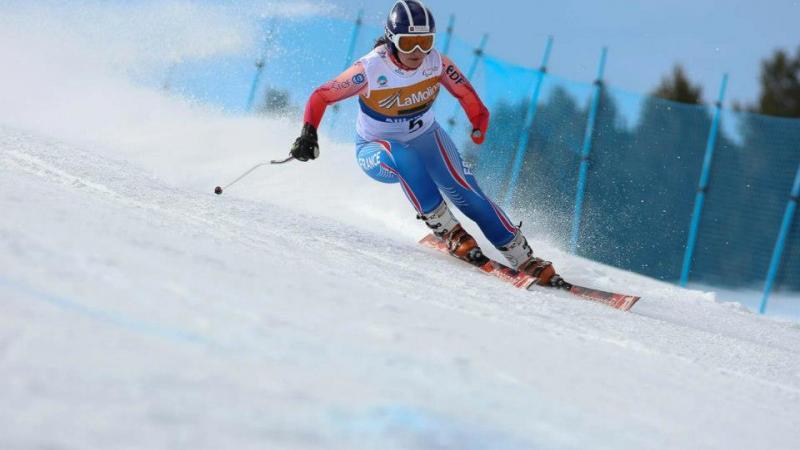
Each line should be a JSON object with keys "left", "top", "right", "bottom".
{"left": 389, "top": 32, "right": 436, "bottom": 54}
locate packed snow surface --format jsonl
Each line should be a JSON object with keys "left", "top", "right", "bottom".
{"left": 1, "top": 2, "right": 799, "bottom": 449}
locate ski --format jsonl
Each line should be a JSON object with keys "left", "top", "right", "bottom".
{"left": 419, "top": 234, "right": 640, "bottom": 311}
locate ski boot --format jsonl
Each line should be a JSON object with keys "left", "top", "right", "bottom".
{"left": 498, "top": 231, "right": 558, "bottom": 286}
{"left": 418, "top": 202, "right": 482, "bottom": 261}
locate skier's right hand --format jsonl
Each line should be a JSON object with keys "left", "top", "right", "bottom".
{"left": 290, "top": 123, "right": 320, "bottom": 162}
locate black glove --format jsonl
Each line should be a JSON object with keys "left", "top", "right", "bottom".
{"left": 290, "top": 123, "right": 320, "bottom": 162}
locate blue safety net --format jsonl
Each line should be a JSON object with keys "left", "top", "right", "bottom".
{"left": 692, "top": 110, "right": 800, "bottom": 289}
{"left": 575, "top": 84, "right": 713, "bottom": 282}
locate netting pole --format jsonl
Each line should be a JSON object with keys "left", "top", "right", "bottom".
{"left": 328, "top": 9, "right": 364, "bottom": 130}
{"left": 759, "top": 161, "right": 800, "bottom": 313}
{"left": 679, "top": 74, "right": 728, "bottom": 287}
{"left": 246, "top": 20, "right": 276, "bottom": 112}
{"left": 441, "top": 15, "right": 456, "bottom": 56}
{"left": 447, "top": 34, "right": 489, "bottom": 134}
{"left": 570, "top": 47, "right": 608, "bottom": 254}
{"left": 503, "top": 36, "right": 554, "bottom": 210}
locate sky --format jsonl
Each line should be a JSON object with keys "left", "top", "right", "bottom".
{"left": 331, "top": 0, "right": 800, "bottom": 107}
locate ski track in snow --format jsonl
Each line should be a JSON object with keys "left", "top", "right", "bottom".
{"left": 2, "top": 127, "right": 800, "bottom": 450}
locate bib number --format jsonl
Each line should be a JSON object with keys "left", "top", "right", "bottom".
{"left": 409, "top": 118, "right": 424, "bottom": 133}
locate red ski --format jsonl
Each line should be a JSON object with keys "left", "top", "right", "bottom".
{"left": 419, "top": 234, "right": 640, "bottom": 311}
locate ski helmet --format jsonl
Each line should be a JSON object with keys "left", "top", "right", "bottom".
{"left": 384, "top": 0, "right": 436, "bottom": 55}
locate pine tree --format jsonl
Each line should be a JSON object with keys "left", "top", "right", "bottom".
{"left": 651, "top": 65, "right": 703, "bottom": 104}
{"left": 753, "top": 47, "right": 800, "bottom": 117}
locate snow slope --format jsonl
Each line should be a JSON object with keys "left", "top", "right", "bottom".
{"left": 2, "top": 2, "right": 800, "bottom": 449}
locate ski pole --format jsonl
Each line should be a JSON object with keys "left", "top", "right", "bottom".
{"left": 213, "top": 155, "right": 295, "bottom": 195}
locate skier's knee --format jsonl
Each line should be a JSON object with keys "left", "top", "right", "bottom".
{"left": 357, "top": 141, "right": 399, "bottom": 184}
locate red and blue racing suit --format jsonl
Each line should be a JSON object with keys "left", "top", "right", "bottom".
{"left": 303, "top": 46, "right": 518, "bottom": 247}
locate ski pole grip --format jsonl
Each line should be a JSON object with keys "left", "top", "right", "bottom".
{"left": 270, "top": 155, "right": 296, "bottom": 165}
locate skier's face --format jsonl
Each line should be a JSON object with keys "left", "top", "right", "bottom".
{"left": 397, "top": 48, "right": 427, "bottom": 69}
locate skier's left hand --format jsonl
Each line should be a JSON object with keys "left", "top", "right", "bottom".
{"left": 470, "top": 112, "right": 489, "bottom": 145}
{"left": 471, "top": 129, "right": 484, "bottom": 145}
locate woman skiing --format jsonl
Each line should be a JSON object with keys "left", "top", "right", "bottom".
{"left": 290, "top": 0, "right": 558, "bottom": 285}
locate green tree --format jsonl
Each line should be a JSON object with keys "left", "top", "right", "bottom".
{"left": 752, "top": 47, "right": 800, "bottom": 117}
{"left": 652, "top": 65, "right": 704, "bottom": 104}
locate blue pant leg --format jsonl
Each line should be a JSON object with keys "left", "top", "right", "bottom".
{"left": 355, "top": 138, "right": 443, "bottom": 214}
{"left": 412, "top": 125, "right": 519, "bottom": 247}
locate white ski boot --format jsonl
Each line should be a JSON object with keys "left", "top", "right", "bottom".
{"left": 418, "top": 202, "right": 482, "bottom": 260}
{"left": 498, "top": 231, "right": 558, "bottom": 286}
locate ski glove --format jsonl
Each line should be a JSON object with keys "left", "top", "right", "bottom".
{"left": 469, "top": 111, "right": 489, "bottom": 145}
{"left": 290, "top": 123, "right": 320, "bottom": 162}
